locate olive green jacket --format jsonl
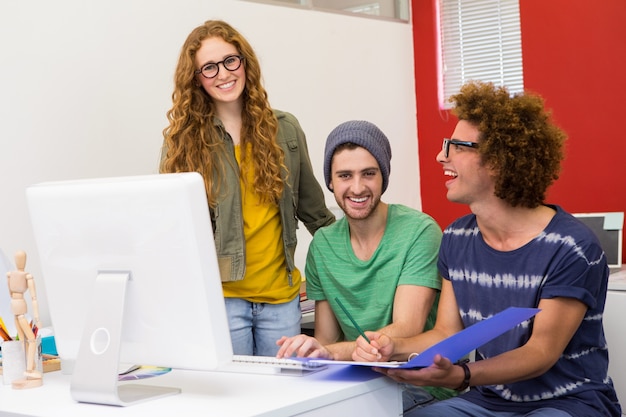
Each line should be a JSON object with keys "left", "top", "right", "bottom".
{"left": 161, "top": 110, "right": 334, "bottom": 285}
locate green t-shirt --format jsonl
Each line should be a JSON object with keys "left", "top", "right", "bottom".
{"left": 306, "top": 204, "right": 442, "bottom": 339}
{"left": 305, "top": 204, "right": 455, "bottom": 401}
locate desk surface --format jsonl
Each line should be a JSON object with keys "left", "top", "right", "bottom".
{"left": 0, "top": 364, "right": 401, "bottom": 417}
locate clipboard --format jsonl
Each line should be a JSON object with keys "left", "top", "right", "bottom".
{"left": 306, "top": 306, "right": 540, "bottom": 369}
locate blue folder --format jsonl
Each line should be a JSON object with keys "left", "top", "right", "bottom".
{"left": 398, "top": 306, "right": 539, "bottom": 368}
{"left": 307, "top": 306, "right": 540, "bottom": 369}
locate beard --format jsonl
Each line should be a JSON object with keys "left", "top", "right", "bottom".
{"left": 337, "top": 194, "right": 381, "bottom": 221}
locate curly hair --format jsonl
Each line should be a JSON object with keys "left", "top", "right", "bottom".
{"left": 450, "top": 81, "right": 567, "bottom": 208}
{"left": 160, "top": 20, "right": 285, "bottom": 208}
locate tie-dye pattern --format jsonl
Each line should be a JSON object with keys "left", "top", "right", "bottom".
{"left": 437, "top": 205, "right": 621, "bottom": 416}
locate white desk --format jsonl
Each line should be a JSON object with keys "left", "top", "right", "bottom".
{"left": 0, "top": 364, "right": 401, "bottom": 416}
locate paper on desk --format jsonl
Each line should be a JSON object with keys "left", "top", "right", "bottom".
{"left": 306, "top": 307, "right": 540, "bottom": 369}
{"left": 118, "top": 365, "right": 172, "bottom": 381}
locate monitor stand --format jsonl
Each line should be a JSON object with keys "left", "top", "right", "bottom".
{"left": 70, "top": 271, "right": 180, "bottom": 406}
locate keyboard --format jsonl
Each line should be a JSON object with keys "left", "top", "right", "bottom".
{"left": 218, "top": 355, "right": 327, "bottom": 376}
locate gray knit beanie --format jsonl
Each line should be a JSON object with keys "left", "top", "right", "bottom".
{"left": 324, "top": 120, "right": 392, "bottom": 193}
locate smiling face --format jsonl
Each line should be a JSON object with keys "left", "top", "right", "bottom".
{"left": 330, "top": 146, "right": 383, "bottom": 221}
{"left": 195, "top": 36, "right": 246, "bottom": 109}
{"left": 436, "top": 120, "right": 495, "bottom": 206}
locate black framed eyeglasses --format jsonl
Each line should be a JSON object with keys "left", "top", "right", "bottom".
{"left": 195, "top": 55, "right": 245, "bottom": 79}
{"left": 442, "top": 138, "right": 479, "bottom": 158}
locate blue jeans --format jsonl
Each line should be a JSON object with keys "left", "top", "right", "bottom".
{"left": 224, "top": 296, "right": 301, "bottom": 356}
{"left": 405, "top": 397, "right": 572, "bottom": 417}
{"left": 402, "top": 384, "right": 438, "bottom": 413}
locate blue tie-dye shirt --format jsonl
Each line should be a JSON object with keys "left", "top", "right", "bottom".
{"left": 438, "top": 205, "right": 621, "bottom": 417}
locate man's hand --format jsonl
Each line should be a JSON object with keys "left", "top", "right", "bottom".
{"left": 375, "top": 354, "right": 464, "bottom": 390}
{"left": 352, "top": 331, "right": 392, "bottom": 362}
{"left": 275, "top": 334, "right": 333, "bottom": 359}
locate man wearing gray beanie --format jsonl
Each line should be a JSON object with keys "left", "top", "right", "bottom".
{"left": 277, "top": 120, "right": 455, "bottom": 412}
{"left": 323, "top": 120, "right": 392, "bottom": 194}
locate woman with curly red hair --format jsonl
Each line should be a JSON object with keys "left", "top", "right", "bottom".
{"left": 160, "top": 20, "right": 334, "bottom": 357}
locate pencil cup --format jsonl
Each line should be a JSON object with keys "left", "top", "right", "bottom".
{"left": 1, "top": 340, "right": 26, "bottom": 385}
{"left": 26, "top": 335, "right": 43, "bottom": 374}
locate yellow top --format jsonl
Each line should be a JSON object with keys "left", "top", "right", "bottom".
{"left": 222, "top": 143, "right": 301, "bottom": 303}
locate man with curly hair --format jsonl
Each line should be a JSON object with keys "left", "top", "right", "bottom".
{"left": 353, "top": 81, "right": 622, "bottom": 416}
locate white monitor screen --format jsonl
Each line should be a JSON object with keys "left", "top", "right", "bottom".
{"left": 26, "top": 172, "right": 233, "bottom": 406}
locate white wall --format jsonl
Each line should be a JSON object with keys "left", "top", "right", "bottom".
{"left": 0, "top": 0, "right": 420, "bottom": 326}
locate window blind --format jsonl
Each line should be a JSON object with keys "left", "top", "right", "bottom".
{"left": 439, "top": 0, "right": 524, "bottom": 109}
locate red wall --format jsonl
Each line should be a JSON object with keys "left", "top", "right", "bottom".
{"left": 413, "top": 0, "right": 626, "bottom": 262}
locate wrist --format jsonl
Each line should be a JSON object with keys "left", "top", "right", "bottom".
{"left": 453, "top": 359, "right": 471, "bottom": 391}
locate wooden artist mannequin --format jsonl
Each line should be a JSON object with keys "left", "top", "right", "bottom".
{"left": 7, "top": 250, "right": 42, "bottom": 389}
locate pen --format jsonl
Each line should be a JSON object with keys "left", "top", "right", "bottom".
{"left": 335, "top": 297, "right": 370, "bottom": 343}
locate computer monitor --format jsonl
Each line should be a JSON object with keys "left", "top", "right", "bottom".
{"left": 573, "top": 212, "right": 624, "bottom": 271}
{"left": 26, "top": 172, "right": 233, "bottom": 406}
